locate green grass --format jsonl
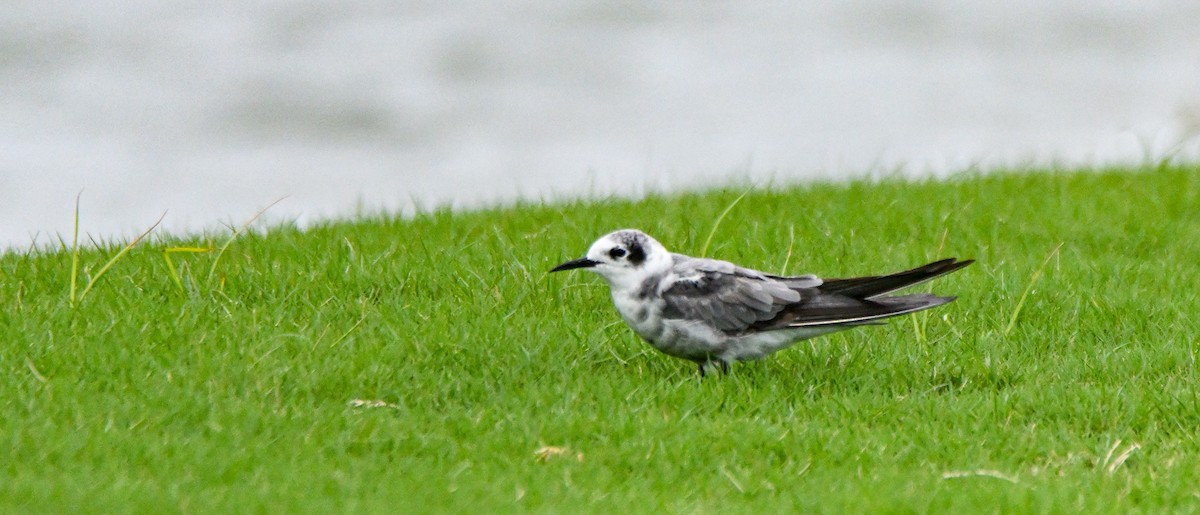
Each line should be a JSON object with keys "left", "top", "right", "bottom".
{"left": 3, "top": 166, "right": 1200, "bottom": 512}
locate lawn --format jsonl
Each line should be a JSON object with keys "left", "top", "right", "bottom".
{"left": 2, "top": 165, "right": 1199, "bottom": 512}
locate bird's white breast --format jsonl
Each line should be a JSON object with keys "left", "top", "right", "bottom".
{"left": 611, "top": 289, "right": 662, "bottom": 339}
{"left": 610, "top": 288, "right": 728, "bottom": 361}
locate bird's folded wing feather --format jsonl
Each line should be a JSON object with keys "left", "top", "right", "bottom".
{"left": 659, "top": 257, "right": 803, "bottom": 333}
{"left": 660, "top": 256, "right": 955, "bottom": 335}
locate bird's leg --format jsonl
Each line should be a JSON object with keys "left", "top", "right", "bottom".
{"left": 697, "top": 359, "right": 729, "bottom": 377}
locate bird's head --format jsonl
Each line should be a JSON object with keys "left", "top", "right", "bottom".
{"left": 550, "top": 229, "right": 672, "bottom": 289}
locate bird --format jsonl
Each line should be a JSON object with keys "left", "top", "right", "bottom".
{"left": 549, "top": 229, "right": 973, "bottom": 376}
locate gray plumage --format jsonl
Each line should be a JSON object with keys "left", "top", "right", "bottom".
{"left": 551, "top": 229, "right": 973, "bottom": 375}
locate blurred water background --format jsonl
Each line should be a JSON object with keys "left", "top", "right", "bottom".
{"left": 2, "top": 1, "right": 1199, "bottom": 248}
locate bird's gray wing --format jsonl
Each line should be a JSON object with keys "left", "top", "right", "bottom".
{"left": 763, "top": 272, "right": 824, "bottom": 289}
{"left": 746, "top": 292, "right": 954, "bottom": 331}
{"left": 659, "top": 256, "right": 803, "bottom": 333}
{"left": 660, "top": 256, "right": 963, "bottom": 335}
{"left": 662, "top": 256, "right": 963, "bottom": 334}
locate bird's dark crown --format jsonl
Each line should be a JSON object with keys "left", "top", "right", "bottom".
{"left": 611, "top": 230, "right": 648, "bottom": 266}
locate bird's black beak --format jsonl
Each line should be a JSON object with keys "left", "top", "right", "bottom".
{"left": 549, "top": 257, "right": 599, "bottom": 273}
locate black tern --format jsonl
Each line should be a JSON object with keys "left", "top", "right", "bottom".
{"left": 551, "top": 229, "right": 973, "bottom": 376}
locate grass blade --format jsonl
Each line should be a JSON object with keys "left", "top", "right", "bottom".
{"left": 1004, "top": 242, "right": 1063, "bottom": 336}
{"left": 78, "top": 212, "right": 166, "bottom": 301}
{"left": 779, "top": 224, "right": 796, "bottom": 274}
{"left": 163, "top": 246, "right": 212, "bottom": 294}
{"left": 207, "top": 197, "right": 286, "bottom": 284}
{"left": 699, "top": 186, "right": 753, "bottom": 257}
{"left": 69, "top": 192, "right": 82, "bottom": 307}
{"left": 162, "top": 251, "right": 184, "bottom": 293}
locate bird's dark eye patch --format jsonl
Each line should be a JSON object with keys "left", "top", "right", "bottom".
{"left": 626, "top": 243, "right": 646, "bottom": 265}
{"left": 608, "top": 247, "right": 627, "bottom": 259}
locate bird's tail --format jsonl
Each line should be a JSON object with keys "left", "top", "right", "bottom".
{"left": 816, "top": 258, "right": 974, "bottom": 299}
{"left": 775, "top": 293, "right": 957, "bottom": 327}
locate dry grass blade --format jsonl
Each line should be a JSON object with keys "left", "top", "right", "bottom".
{"left": 25, "top": 357, "right": 48, "bottom": 383}
{"left": 1101, "top": 440, "right": 1141, "bottom": 474}
{"left": 207, "top": 197, "right": 286, "bottom": 283}
{"left": 719, "top": 465, "right": 747, "bottom": 493}
{"left": 78, "top": 211, "right": 167, "bottom": 302}
{"left": 533, "top": 446, "right": 574, "bottom": 463}
{"left": 941, "top": 469, "right": 1020, "bottom": 484}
